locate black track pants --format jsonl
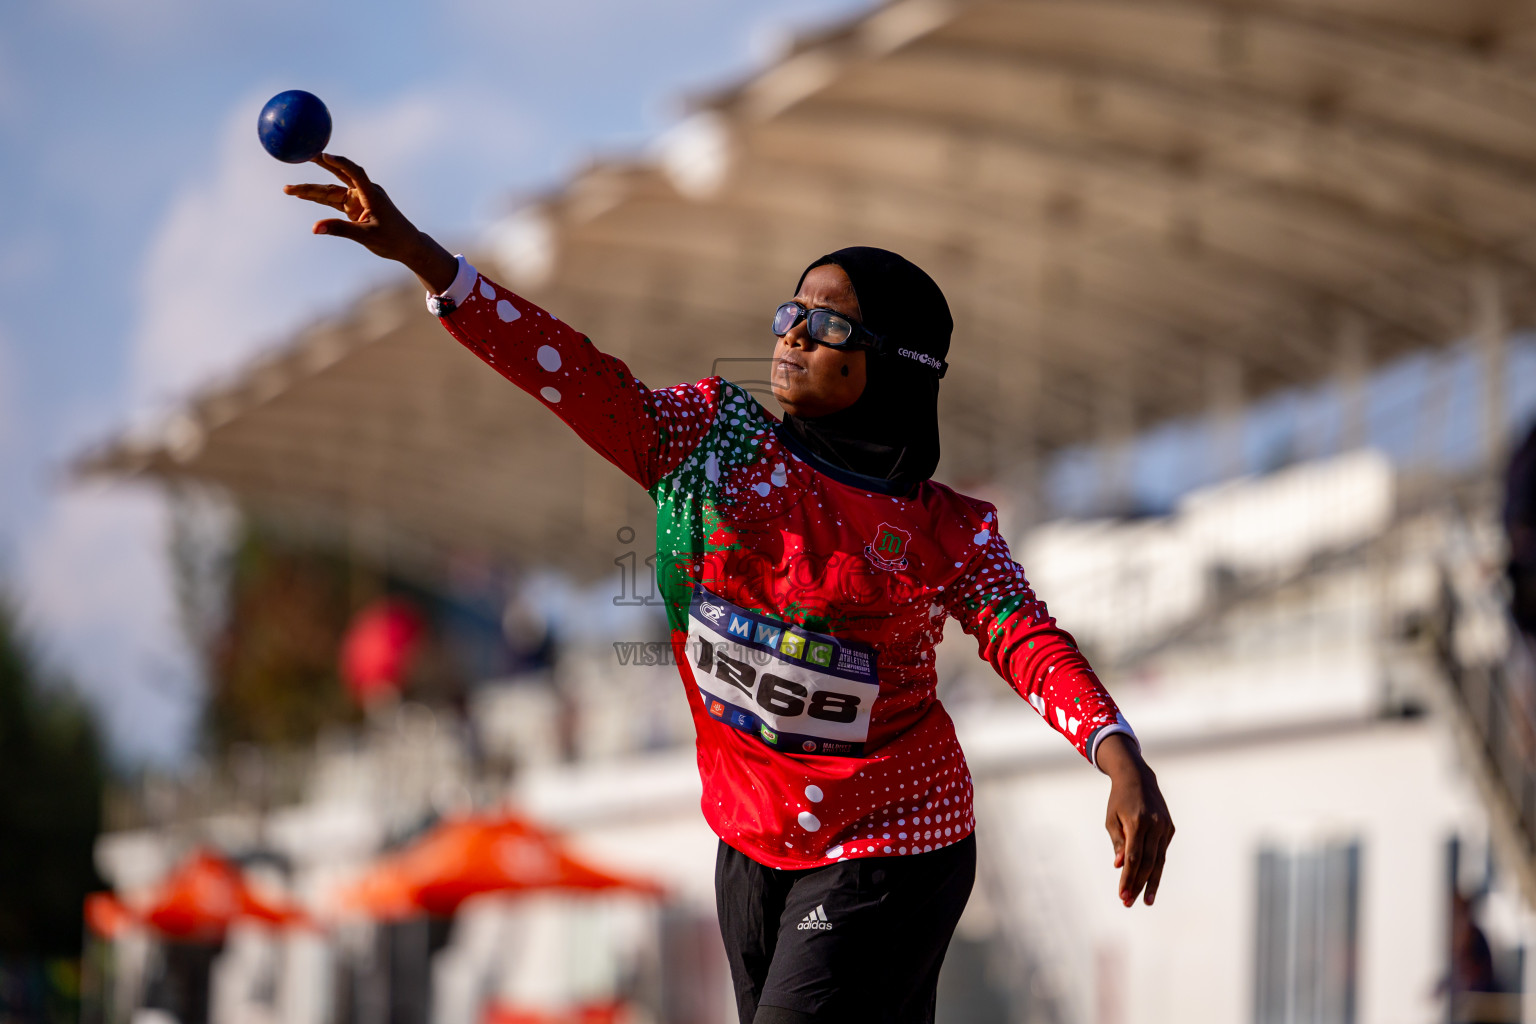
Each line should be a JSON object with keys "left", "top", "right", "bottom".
{"left": 715, "top": 834, "right": 976, "bottom": 1024}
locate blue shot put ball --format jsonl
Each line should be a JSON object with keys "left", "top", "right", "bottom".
{"left": 257, "top": 90, "right": 332, "bottom": 163}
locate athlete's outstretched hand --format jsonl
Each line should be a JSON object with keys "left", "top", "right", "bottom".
{"left": 284, "top": 153, "right": 459, "bottom": 295}
{"left": 1097, "top": 734, "right": 1174, "bottom": 907}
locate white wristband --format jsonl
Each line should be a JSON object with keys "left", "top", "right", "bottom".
{"left": 425, "top": 254, "right": 478, "bottom": 316}
{"left": 1089, "top": 715, "right": 1139, "bottom": 773}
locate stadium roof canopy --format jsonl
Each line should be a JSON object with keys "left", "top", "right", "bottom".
{"left": 80, "top": 0, "right": 1536, "bottom": 575}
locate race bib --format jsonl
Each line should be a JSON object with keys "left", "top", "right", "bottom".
{"left": 687, "top": 586, "right": 880, "bottom": 757}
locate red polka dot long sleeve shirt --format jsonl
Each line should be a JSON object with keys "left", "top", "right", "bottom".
{"left": 431, "top": 257, "right": 1135, "bottom": 868}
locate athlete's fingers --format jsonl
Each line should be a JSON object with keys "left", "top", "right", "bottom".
{"left": 1144, "top": 833, "right": 1170, "bottom": 906}
{"left": 1117, "top": 817, "right": 1142, "bottom": 905}
{"left": 321, "top": 153, "right": 373, "bottom": 190}
{"left": 1107, "top": 810, "right": 1127, "bottom": 869}
{"left": 1126, "top": 819, "right": 1158, "bottom": 905}
{"left": 284, "top": 184, "right": 350, "bottom": 210}
{"left": 312, "top": 153, "right": 357, "bottom": 188}
{"left": 314, "top": 217, "right": 369, "bottom": 242}
{"left": 284, "top": 183, "right": 344, "bottom": 200}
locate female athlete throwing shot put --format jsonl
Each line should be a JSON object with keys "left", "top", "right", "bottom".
{"left": 287, "top": 153, "right": 1173, "bottom": 1024}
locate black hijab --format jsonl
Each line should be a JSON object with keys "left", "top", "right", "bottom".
{"left": 776, "top": 246, "right": 952, "bottom": 497}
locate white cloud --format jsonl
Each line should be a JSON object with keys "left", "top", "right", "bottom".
{"left": 130, "top": 84, "right": 534, "bottom": 416}
{"left": 19, "top": 482, "right": 197, "bottom": 764}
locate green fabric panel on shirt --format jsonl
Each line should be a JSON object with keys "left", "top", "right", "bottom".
{"left": 648, "top": 382, "right": 771, "bottom": 632}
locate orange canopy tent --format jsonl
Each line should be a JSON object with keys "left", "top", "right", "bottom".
{"left": 338, "top": 813, "right": 664, "bottom": 920}
{"left": 481, "top": 1002, "right": 624, "bottom": 1024}
{"left": 85, "top": 849, "right": 308, "bottom": 942}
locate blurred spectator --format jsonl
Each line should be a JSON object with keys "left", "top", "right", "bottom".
{"left": 501, "top": 594, "right": 556, "bottom": 677}
{"left": 1504, "top": 420, "right": 1536, "bottom": 635}
{"left": 1451, "top": 891, "right": 1497, "bottom": 994}
{"left": 341, "top": 598, "right": 426, "bottom": 708}
{"left": 1448, "top": 891, "right": 1503, "bottom": 1024}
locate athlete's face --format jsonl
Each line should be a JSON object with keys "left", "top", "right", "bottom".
{"left": 771, "top": 264, "right": 868, "bottom": 418}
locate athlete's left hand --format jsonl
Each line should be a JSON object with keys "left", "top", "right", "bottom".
{"left": 1097, "top": 734, "right": 1174, "bottom": 907}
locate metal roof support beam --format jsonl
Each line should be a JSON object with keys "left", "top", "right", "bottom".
{"left": 1472, "top": 259, "right": 1509, "bottom": 472}
{"left": 1334, "top": 310, "right": 1371, "bottom": 453}
{"left": 989, "top": 319, "right": 1044, "bottom": 523}
{"left": 1412, "top": 347, "right": 1456, "bottom": 473}
{"left": 1206, "top": 347, "right": 1246, "bottom": 481}
{"left": 1094, "top": 367, "right": 1137, "bottom": 516}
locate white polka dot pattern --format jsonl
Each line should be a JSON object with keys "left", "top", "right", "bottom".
{"left": 433, "top": 264, "right": 1128, "bottom": 870}
{"left": 437, "top": 271, "right": 719, "bottom": 489}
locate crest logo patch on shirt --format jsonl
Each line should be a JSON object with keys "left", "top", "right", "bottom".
{"left": 864, "top": 522, "right": 912, "bottom": 571}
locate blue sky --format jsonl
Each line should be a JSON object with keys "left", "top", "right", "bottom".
{"left": 0, "top": 0, "right": 869, "bottom": 763}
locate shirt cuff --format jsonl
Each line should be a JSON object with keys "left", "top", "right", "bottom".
{"left": 425, "top": 254, "right": 478, "bottom": 316}
{"left": 1088, "top": 715, "right": 1139, "bottom": 773}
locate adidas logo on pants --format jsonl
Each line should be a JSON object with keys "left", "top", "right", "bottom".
{"left": 797, "top": 904, "right": 833, "bottom": 931}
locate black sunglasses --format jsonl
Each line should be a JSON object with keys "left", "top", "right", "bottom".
{"left": 771, "top": 302, "right": 883, "bottom": 352}
{"left": 771, "top": 301, "right": 949, "bottom": 377}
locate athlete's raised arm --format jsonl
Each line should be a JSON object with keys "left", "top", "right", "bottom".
{"left": 285, "top": 154, "right": 720, "bottom": 488}
{"left": 943, "top": 510, "right": 1174, "bottom": 908}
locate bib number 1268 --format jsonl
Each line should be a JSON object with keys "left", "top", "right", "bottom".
{"left": 693, "top": 639, "right": 861, "bottom": 723}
